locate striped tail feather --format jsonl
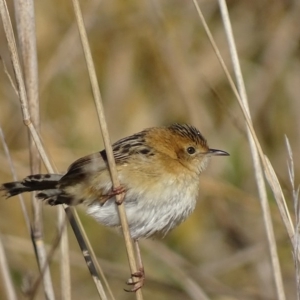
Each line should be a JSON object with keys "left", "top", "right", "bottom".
{"left": 0, "top": 174, "right": 63, "bottom": 200}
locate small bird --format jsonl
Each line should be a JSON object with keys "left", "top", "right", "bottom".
{"left": 1, "top": 124, "right": 229, "bottom": 239}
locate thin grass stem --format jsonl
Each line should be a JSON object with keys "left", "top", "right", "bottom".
{"left": 0, "top": 0, "right": 107, "bottom": 298}
{"left": 217, "top": 1, "right": 286, "bottom": 299}
{"left": 71, "top": 0, "right": 143, "bottom": 298}
{"left": 0, "top": 235, "right": 17, "bottom": 300}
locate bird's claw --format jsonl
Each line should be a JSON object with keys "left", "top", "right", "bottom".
{"left": 111, "top": 186, "right": 126, "bottom": 204}
{"left": 97, "top": 186, "right": 126, "bottom": 205}
{"left": 124, "top": 268, "right": 145, "bottom": 292}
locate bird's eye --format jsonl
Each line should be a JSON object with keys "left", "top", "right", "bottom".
{"left": 187, "top": 147, "right": 196, "bottom": 154}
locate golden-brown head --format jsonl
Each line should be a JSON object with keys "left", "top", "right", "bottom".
{"left": 144, "top": 124, "right": 229, "bottom": 175}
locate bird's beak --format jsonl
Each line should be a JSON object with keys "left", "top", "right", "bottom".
{"left": 207, "top": 149, "right": 230, "bottom": 156}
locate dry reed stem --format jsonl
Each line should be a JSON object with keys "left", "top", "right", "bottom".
{"left": 13, "top": 0, "right": 59, "bottom": 298}
{"left": 0, "top": 126, "right": 28, "bottom": 300}
{"left": 71, "top": 0, "right": 143, "bottom": 298}
{"left": 191, "top": 1, "right": 300, "bottom": 298}
{"left": 28, "top": 213, "right": 107, "bottom": 300}
{"left": 58, "top": 206, "right": 71, "bottom": 300}
{"left": 0, "top": 0, "right": 108, "bottom": 298}
{"left": 29, "top": 127, "right": 109, "bottom": 299}
{"left": 27, "top": 218, "right": 68, "bottom": 300}
{"left": 0, "top": 126, "right": 31, "bottom": 232}
{"left": 191, "top": 1, "right": 300, "bottom": 299}
{"left": 0, "top": 234, "right": 17, "bottom": 300}
{"left": 217, "top": 1, "right": 286, "bottom": 299}
{"left": 285, "top": 136, "right": 300, "bottom": 299}
{"left": 1, "top": 1, "right": 55, "bottom": 298}
{"left": 71, "top": 209, "right": 115, "bottom": 300}
{"left": 64, "top": 207, "right": 108, "bottom": 300}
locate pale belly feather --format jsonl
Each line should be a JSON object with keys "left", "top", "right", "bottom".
{"left": 86, "top": 172, "right": 199, "bottom": 239}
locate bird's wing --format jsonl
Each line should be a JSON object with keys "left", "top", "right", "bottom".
{"left": 59, "top": 151, "right": 108, "bottom": 186}
{"left": 60, "top": 130, "right": 149, "bottom": 185}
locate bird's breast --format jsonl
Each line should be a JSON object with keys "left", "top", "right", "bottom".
{"left": 87, "top": 161, "right": 201, "bottom": 239}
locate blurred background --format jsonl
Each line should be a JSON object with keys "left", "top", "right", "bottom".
{"left": 0, "top": 0, "right": 299, "bottom": 299}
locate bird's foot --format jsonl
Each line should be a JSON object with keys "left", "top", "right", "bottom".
{"left": 98, "top": 186, "right": 126, "bottom": 205}
{"left": 111, "top": 186, "right": 126, "bottom": 204}
{"left": 124, "top": 268, "right": 145, "bottom": 292}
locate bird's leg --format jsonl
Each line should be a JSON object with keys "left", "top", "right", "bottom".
{"left": 134, "top": 239, "right": 144, "bottom": 278}
{"left": 98, "top": 186, "right": 126, "bottom": 205}
{"left": 111, "top": 186, "right": 126, "bottom": 204}
{"left": 124, "top": 240, "right": 145, "bottom": 292}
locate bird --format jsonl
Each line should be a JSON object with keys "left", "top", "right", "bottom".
{"left": 1, "top": 124, "right": 229, "bottom": 240}
{"left": 1, "top": 123, "right": 229, "bottom": 291}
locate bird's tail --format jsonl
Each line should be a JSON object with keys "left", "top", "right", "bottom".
{"left": 0, "top": 174, "right": 63, "bottom": 204}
